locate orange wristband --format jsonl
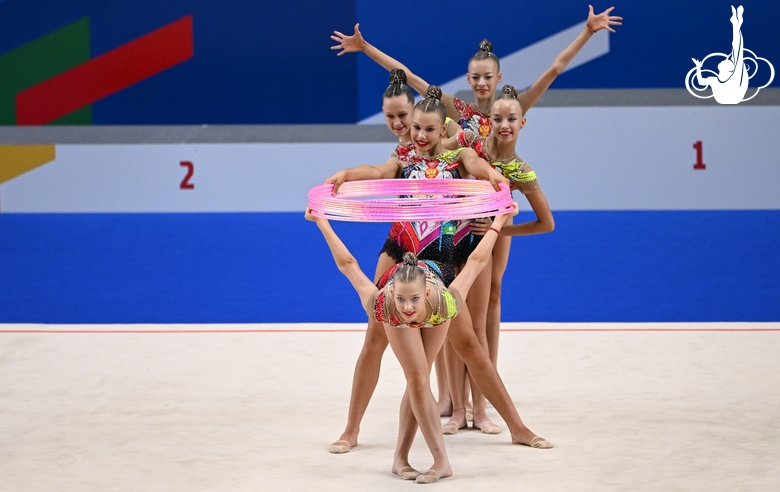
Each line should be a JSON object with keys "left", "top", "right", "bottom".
{"left": 587, "top": 24, "right": 597, "bottom": 34}
{"left": 489, "top": 227, "right": 500, "bottom": 235}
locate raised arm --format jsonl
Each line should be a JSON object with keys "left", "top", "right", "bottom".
{"left": 325, "top": 158, "right": 402, "bottom": 194}
{"left": 331, "top": 24, "right": 459, "bottom": 120}
{"left": 332, "top": 24, "right": 430, "bottom": 95}
{"left": 518, "top": 5, "right": 622, "bottom": 114}
{"left": 449, "top": 204, "right": 518, "bottom": 299}
{"left": 305, "top": 208, "right": 378, "bottom": 310}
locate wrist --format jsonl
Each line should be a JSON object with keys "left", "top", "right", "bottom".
{"left": 489, "top": 226, "right": 501, "bottom": 235}
{"left": 587, "top": 23, "right": 597, "bottom": 34}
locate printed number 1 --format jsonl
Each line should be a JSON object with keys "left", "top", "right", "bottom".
{"left": 693, "top": 141, "right": 706, "bottom": 170}
{"left": 180, "top": 161, "right": 195, "bottom": 189}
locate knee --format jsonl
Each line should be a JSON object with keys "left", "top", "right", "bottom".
{"left": 450, "top": 336, "right": 482, "bottom": 362}
{"left": 363, "top": 324, "right": 388, "bottom": 354}
{"left": 405, "top": 371, "right": 430, "bottom": 395}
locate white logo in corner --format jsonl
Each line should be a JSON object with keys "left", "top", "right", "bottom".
{"left": 685, "top": 5, "right": 774, "bottom": 104}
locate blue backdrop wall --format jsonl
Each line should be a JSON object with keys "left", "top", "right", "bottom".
{"left": 1, "top": 0, "right": 778, "bottom": 124}
{"left": 1, "top": 211, "right": 778, "bottom": 323}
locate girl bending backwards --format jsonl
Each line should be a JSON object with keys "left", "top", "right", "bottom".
{"left": 306, "top": 201, "right": 517, "bottom": 483}
{"left": 327, "top": 84, "right": 505, "bottom": 454}
{"left": 441, "top": 84, "right": 555, "bottom": 434}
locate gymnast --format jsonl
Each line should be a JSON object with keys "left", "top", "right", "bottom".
{"left": 368, "top": 68, "right": 461, "bottom": 415}
{"left": 306, "top": 200, "right": 516, "bottom": 483}
{"left": 326, "top": 82, "right": 505, "bottom": 455}
{"left": 440, "top": 84, "right": 555, "bottom": 433}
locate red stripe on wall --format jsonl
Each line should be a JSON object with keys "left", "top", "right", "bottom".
{"left": 16, "top": 15, "right": 193, "bottom": 125}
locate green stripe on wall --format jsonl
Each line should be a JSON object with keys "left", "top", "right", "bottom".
{"left": 0, "top": 17, "right": 92, "bottom": 125}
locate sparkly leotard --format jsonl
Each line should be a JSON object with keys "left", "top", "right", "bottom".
{"left": 453, "top": 131, "right": 540, "bottom": 264}
{"left": 452, "top": 96, "right": 491, "bottom": 137}
{"left": 380, "top": 148, "right": 468, "bottom": 284}
{"left": 370, "top": 260, "right": 459, "bottom": 329}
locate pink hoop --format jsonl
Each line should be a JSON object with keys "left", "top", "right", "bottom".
{"left": 308, "top": 179, "right": 513, "bottom": 222}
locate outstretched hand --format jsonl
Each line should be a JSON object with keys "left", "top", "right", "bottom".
{"left": 587, "top": 5, "right": 623, "bottom": 33}
{"left": 331, "top": 23, "right": 365, "bottom": 56}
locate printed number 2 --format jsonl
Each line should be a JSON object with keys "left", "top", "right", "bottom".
{"left": 180, "top": 161, "right": 195, "bottom": 189}
{"left": 693, "top": 141, "right": 706, "bottom": 170}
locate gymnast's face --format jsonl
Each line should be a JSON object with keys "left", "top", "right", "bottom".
{"left": 467, "top": 59, "right": 502, "bottom": 101}
{"left": 392, "top": 279, "right": 429, "bottom": 323}
{"left": 490, "top": 99, "right": 526, "bottom": 144}
{"left": 383, "top": 95, "right": 414, "bottom": 140}
{"left": 411, "top": 110, "right": 446, "bottom": 153}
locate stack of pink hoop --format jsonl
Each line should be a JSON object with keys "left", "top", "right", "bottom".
{"left": 308, "top": 179, "right": 513, "bottom": 222}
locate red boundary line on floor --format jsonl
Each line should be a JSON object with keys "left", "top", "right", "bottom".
{"left": 1, "top": 328, "right": 779, "bottom": 334}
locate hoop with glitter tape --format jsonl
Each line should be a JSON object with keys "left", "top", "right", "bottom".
{"left": 307, "top": 179, "right": 513, "bottom": 222}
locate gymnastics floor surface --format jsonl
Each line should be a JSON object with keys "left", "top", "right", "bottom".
{"left": 1, "top": 322, "right": 778, "bottom": 491}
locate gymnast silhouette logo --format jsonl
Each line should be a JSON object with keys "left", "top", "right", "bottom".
{"left": 685, "top": 5, "right": 774, "bottom": 104}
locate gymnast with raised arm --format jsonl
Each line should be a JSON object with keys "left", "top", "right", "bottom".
{"left": 306, "top": 201, "right": 517, "bottom": 484}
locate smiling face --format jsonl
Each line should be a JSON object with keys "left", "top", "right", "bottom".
{"left": 383, "top": 95, "right": 414, "bottom": 140}
{"left": 411, "top": 110, "right": 446, "bottom": 153}
{"left": 391, "top": 278, "right": 429, "bottom": 323}
{"left": 467, "top": 59, "right": 502, "bottom": 102}
{"left": 490, "top": 98, "right": 525, "bottom": 144}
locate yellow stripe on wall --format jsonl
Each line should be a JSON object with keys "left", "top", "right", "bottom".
{"left": 0, "top": 145, "right": 56, "bottom": 184}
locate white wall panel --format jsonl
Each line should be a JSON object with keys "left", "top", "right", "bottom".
{"left": 2, "top": 107, "right": 778, "bottom": 212}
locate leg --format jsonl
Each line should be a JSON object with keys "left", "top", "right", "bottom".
{"left": 442, "top": 339, "right": 468, "bottom": 433}
{"left": 486, "top": 228, "right": 512, "bottom": 367}
{"left": 448, "top": 302, "right": 552, "bottom": 448}
{"left": 330, "top": 253, "right": 396, "bottom": 453}
{"left": 434, "top": 349, "right": 452, "bottom": 416}
{"left": 464, "top": 257, "right": 501, "bottom": 433}
{"left": 386, "top": 323, "right": 452, "bottom": 481}
{"left": 392, "top": 325, "right": 450, "bottom": 479}
{"left": 443, "top": 258, "right": 494, "bottom": 433}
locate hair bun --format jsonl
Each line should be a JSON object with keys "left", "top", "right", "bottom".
{"left": 402, "top": 251, "right": 418, "bottom": 266}
{"left": 425, "top": 85, "right": 443, "bottom": 101}
{"left": 501, "top": 84, "right": 518, "bottom": 98}
{"left": 389, "top": 68, "right": 408, "bottom": 86}
{"left": 478, "top": 39, "right": 493, "bottom": 53}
